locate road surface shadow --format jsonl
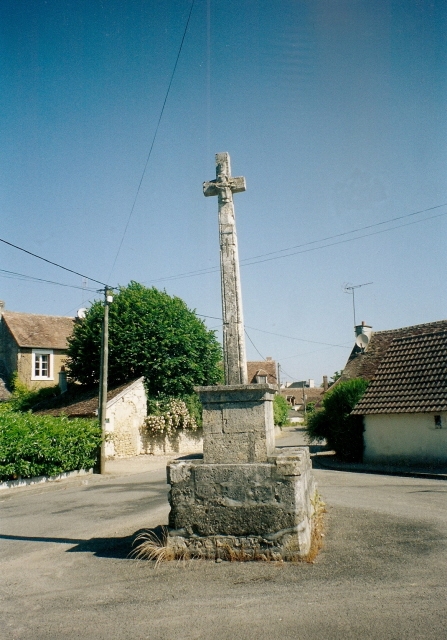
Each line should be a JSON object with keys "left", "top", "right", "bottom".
{"left": 0, "top": 526, "right": 166, "bottom": 560}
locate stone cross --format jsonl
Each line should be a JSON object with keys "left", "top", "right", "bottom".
{"left": 203, "top": 152, "right": 248, "bottom": 385}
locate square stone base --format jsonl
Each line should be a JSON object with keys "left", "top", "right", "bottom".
{"left": 167, "top": 447, "right": 317, "bottom": 560}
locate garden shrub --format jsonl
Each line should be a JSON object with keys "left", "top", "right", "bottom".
{"left": 9, "top": 373, "right": 61, "bottom": 412}
{"left": 0, "top": 408, "right": 101, "bottom": 481}
{"left": 305, "top": 378, "right": 368, "bottom": 462}
{"left": 145, "top": 395, "right": 201, "bottom": 435}
{"left": 273, "top": 394, "right": 289, "bottom": 426}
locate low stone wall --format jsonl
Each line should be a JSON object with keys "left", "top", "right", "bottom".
{"left": 167, "top": 446, "right": 317, "bottom": 560}
{"left": 140, "top": 428, "right": 203, "bottom": 456}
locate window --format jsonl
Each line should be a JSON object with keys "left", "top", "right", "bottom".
{"left": 32, "top": 350, "right": 54, "bottom": 380}
{"left": 434, "top": 415, "right": 442, "bottom": 429}
{"left": 256, "top": 375, "right": 267, "bottom": 384}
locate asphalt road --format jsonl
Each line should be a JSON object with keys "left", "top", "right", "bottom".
{"left": 1, "top": 452, "right": 447, "bottom": 640}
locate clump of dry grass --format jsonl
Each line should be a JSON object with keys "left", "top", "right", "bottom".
{"left": 130, "top": 495, "right": 327, "bottom": 566}
{"left": 305, "top": 491, "right": 327, "bottom": 563}
{"left": 130, "top": 527, "right": 178, "bottom": 566}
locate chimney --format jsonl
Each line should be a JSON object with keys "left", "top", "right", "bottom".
{"left": 265, "top": 356, "right": 272, "bottom": 361}
{"left": 323, "top": 376, "right": 328, "bottom": 392}
{"left": 308, "top": 379, "right": 315, "bottom": 388}
{"left": 355, "top": 321, "right": 372, "bottom": 341}
{"left": 0, "top": 301, "right": 4, "bottom": 317}
{"left": 58, "top": 367, "right": 68, "bottom": 394}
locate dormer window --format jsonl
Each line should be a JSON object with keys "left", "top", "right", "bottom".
{"left": 256, "top": 374, "right": 267, "bottom": 384}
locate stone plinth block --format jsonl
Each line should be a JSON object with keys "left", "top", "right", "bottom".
{"left": 166, "top": 447, "right": 317, "bottom": 559}
{"left": 195, "top": 384, "right": 276, "bottom": 464}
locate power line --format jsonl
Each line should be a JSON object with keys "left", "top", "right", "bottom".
{"left": 144, "top": 202, "right": 447, "bottom": 284}
{"left": 245, "top": 324, "right": 349, "bottom": 348}
{"left": 242, "top": 202, "right": 447, "bottom": 262}
{"left": 244, "top": 329, "right": 266, "bottom": 361}
{"left": 197, "top": 313, "right": 349, "bottom": 349}
{"left": 0, "top": 236, "right": 109, "bottom": 287}
{"left": 0, "top": 268, "right": 98, "bottom": 292}
{"left": 278, "top": 364, "right": 297, "bottom": 381}
{"left": 107, "top": 0, "right": 196, "bottom": 281}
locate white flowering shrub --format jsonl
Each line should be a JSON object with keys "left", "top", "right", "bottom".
{"left": 145, "top": 398, "right": 199, "bottom": 435}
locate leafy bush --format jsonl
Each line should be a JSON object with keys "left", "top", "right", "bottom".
{"left": 0, "top": 408, "right": 101, "bottom": 481}
{"left": 273, "top": 394, "right": 289, "bottom": 426}
{"left": 306, "top": 401, "right": 316, "bottom": 414}
{"left": 145, "top": 395, "right": 201, "bottom": 435}
{"left": 305, "top": 378, "right": 368, "bottom": 461}
{"left": 9, "top": 373, "right": 61, "bottom": 412}
{"left": 66, "top": 281, "right": 223, "bottom": 396}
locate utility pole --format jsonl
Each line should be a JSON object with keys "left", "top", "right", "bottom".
{"left": 98, "top": 287, "right": 113, "bottom": 475}
{"left": 277, "top": 362, "right": 281, "bottom": 392}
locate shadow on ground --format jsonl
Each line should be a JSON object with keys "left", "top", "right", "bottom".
{"left": 0, "top": 525, "right": 166, "bottom": 560}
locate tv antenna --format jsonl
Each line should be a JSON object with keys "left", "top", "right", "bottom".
{"left": 344, "top": 282, "right": 373, "bottom": 327}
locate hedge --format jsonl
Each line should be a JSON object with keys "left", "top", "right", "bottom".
{"left": 305, "top": 378, "right": 368, "bottom": 462}
{"left": 0, "top": 407, "right": 101, "bottom": 481}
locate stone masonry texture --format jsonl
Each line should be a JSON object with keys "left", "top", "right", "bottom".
{"left": 197, "top": 384, "right": 276, "bottom": 464}
{"left": 167, "top": 447, "right": 316, "bottom": 558}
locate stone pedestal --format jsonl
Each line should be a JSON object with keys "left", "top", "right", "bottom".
{"left": 200, "top": 384, "right": 276, "bottom": 464}
{"left": 166, "top": 385, "right": 317, "bottom": 560}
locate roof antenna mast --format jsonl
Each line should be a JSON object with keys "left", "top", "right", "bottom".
{"left": 344, "top": 282, "right": 373, "bottom": 328}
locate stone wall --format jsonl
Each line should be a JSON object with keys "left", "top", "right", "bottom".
{"left": 104, "top": 380, "right": 148, "bottom": 458}
{"left": 140, "top": 428, "right": 203, "bottom": 456}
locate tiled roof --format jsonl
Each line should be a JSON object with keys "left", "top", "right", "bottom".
{"left": 246, "top": 360, "right": 277, "bottom": 385}
{"left": 280, "top": 387, "right": 324, "bottom": 403}
{"left": 34, "top": 378, "right": 144, "bottom": 417}
{"left": 341, "top": 319, "right": 447, "bottom": 383}
{"left": 2, "top": 311, "right": 74, "bottom": 349}
{"left": 352, "top": 331, "right": 447, "bottom": 415}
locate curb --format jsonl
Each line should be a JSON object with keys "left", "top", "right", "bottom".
{"left": 0, "top": 468, "right": 94, "bottom": 490}
{"left": 312, "top": 455, "right": 447, "bottom": 481}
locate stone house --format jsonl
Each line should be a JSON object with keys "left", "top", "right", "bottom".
{"left": 0, "top": 303, "right": 74, "bottom": 390}
{"left": 341, "top": 319, "right": 447, "bottom": 466}
{"left": 34, "top": 377, "right": 148, "bottom": 459}
{"left": 247, "top": 357, "right": 278, "bottom": 385}
{"left": 280, "top": 382, "right": 324, "bottom": 409}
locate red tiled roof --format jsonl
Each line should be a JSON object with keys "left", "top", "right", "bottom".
{"left": 352, "top": 331, "right": 447, "bottom": 415}
{"left": 2, "top": 311, "right": 74, "bottom": 349}
{"left": 341, "top": 319, "right": 447, "bottom": 383}
{"left": 246, "top": 360, "right": 277, "bottom": 385}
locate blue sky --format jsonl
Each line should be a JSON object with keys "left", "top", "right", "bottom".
{"left": 1, "top": 0, "right": 446, "bottom": 383}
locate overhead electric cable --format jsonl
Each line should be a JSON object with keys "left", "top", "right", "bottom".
{"left": 278, "top": 365, "right": 296, "bottom": 381}
{"left": 107, "top": 0, "right": 196, "bottom": 281}
{"left": 196, "top": 313, "right": 350, "bottom": 349}
{"left": 0, "top": 268, "right": 98, "bottom": 291}
{"left": 0, "top": 236, "right": 109, "bottom": 287}
{"left": 245, "top": 325, "right": 349, "bottom": 348}
{"left": 244, "top": 329, "right": 266, "bottom": 361}
{"left": 145, "top": 202, "right": 447, "bottom": 284}
{"left": 241, "top": 210, "right": 447, "bottom": 268}
{"left": 243, "top": 202, "right": 447, "bottom": 262}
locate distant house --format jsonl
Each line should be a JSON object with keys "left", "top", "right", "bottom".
{"left": 247, "top": 358, "right": 278, "bottom": 385}
{"left": 280, "top": 381, "right": 324, "bottom": 409}
{"left": 0, "top": 302, "right": 74, "bottom": 390}
{"left": 342, "top": 319, "right": 447, "bottom": 466}
{"left": 34, "top": 377, "right": 148, "bottom": 459}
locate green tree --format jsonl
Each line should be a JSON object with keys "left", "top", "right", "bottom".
{"left": 66, "top": 282, "right": 223, "bottom": 397}
{"left": 273, "top": 394, "right": 289, "bottom": 426}
{"left": 305, "top": 378, "right": 368, "bottom": 461}
{"left": 329, "top": 370, "right": 343, "bottom": 386}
